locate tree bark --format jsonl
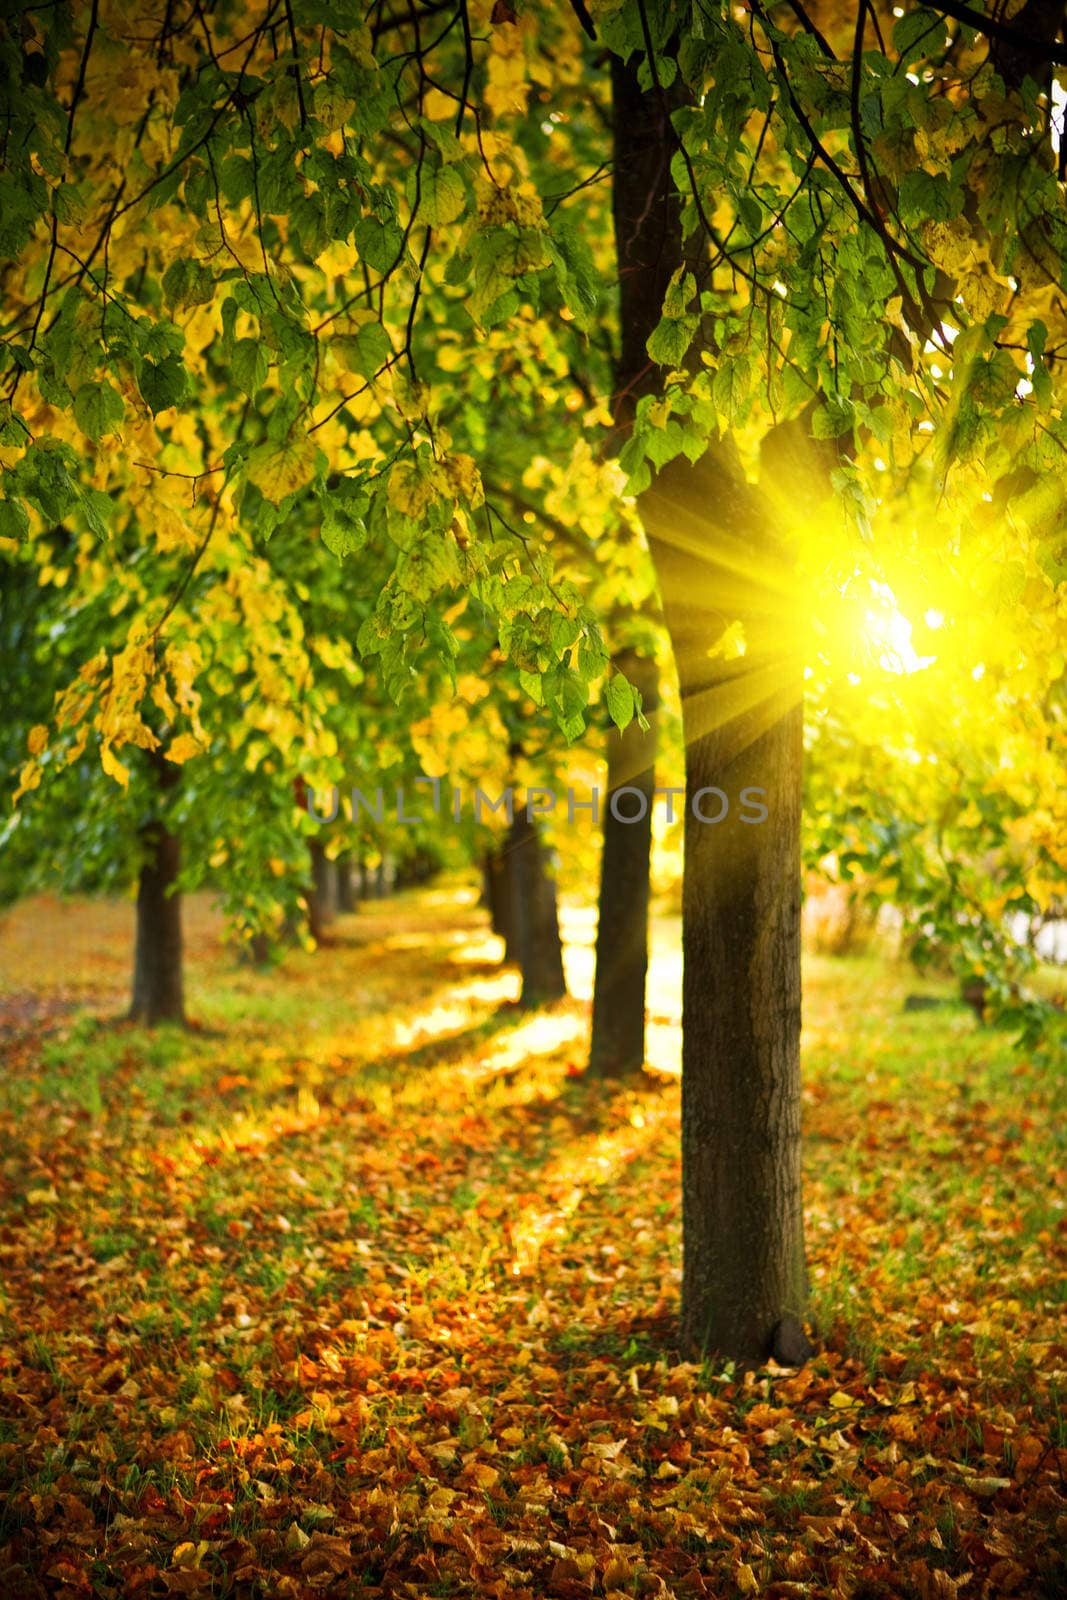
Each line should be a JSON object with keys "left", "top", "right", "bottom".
{"left": 335, "top": 852, "right": 356, "bottom": 912}
{"left": 589, "top": 649, "right": 659, "bottom": 1077}
{"left": 485, "top": 846, "right": 519, "bottom": 965}
{"left": 130, "top": 754, "right": 184, "bottom": 1026}
{"left": 508, "top": 810, "right": 567, "bottom": 1007}
{"left": 612, "top": 47, "right": 809, "bottom": 1361}
{"left": 308, "top": 838, "right": 333, "bottom": 942}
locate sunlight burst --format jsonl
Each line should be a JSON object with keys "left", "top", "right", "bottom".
{"left": 862, "top": 581, "right": 937, "bottom": 676}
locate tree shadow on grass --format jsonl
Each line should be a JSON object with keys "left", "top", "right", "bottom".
{"left": 543, "top": 1306, "right": 682, "bottom": 1370}
{"left": 351, "top": 1002, "right": 532, "bottom": 1086}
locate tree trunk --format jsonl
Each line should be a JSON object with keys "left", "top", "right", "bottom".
{"left": 612, "top": 49, "right": 809, "bottom": 1362}
{"left": 485, "top": 846, "right": 519, "bottom": 965}
{"left": 508, "top": 810, "right": 566, "bottom": 1007}
{"left": 335, "top": 852, "right": 356, "bottom": 912}
{"left": 641, "top": 448, "right": 809, "bottom": 1365}
{"left": 130, "top": 756, "right": 184, "bottom": 1026}
{"left": 589, "top": 649, "right": 659, "bottom": 1077}
{"left": 308, "top": 838, "right": 333, "bottom": 942}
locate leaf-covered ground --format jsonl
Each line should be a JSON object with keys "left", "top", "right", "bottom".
{"left": 0, "top": 885, "right": 1064, "bottom": 1600}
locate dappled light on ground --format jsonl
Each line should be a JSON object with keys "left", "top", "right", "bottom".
{"left": 0, "top": 886, "right": 1063, "bottom": 1597}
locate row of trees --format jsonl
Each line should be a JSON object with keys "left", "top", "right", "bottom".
{"left": 2, "top": 0, "right": 1065, "bottom": 1360}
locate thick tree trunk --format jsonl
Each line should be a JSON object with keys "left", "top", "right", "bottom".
{"left": 612, "top": 48, "right": 809, "bottom": 1361}
{"left": 589, "top": 649, "right": 659, "bottom": 1077}
{"left": 679, "top": 706, "right": 807, "bottom": 1360}
{"left": 642, "top": 451, "right": 809, "bottom": 1364}
{"left": 130, "top": 757, "right": 184, "bottom": 1026}
{"left": 508, "top": 810, "right": 566, "bottom": 1007}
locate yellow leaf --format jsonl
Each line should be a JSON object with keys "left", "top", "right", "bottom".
{"left": 735, "top": 1562, "right": 759, "bottom": 1596}
{"left": 441, "top": 452, "right": 484, "bottom": 507}
{"left": 151, "top": 679, "right": 178, "bottom": 723}
{"left": 64, "top": 726, "right": 89, "bottom": 767}
{"left": 468, "top": 1463, "right": 499, "bottom": 1489}
{"left": 100, "top": 743, "right": 130, "bottom": 789}
{"left": 166, "top": 733, "right": 205, "bottom": 764}
{"left": 829, "top": 1390, "right": 859, "bottom": 1409}
{"left": 247, "top": 433, "right": 320, "bottom": 505}
{"left": 12, "top": 759, "right": 42, "bottom": 803}
{"left": 388, "top": 459, "right": 439, "bottom": 518}
{"left": 27, "top": 725, "right": 49, "bottom": 756}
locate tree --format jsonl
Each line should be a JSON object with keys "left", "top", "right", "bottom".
{"left": 129, "top": 752, "right": 185, "bottom": 1024}
{"left": 508, "top": 802, "right": 568, "bottom": 1007}
{"left": 599, "top": 0, "right": 1066, "bottom": 1358}
{"left": 589, "top": 646, "right": 659, "bottom": 1076}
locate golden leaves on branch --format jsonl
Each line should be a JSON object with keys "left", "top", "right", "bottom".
{"left": 246, "top": 434, "right": 321, "bottom": 506}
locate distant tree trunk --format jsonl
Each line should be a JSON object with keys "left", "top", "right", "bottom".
{"left": 308, "top": 839, "right": 333, "bottom": 942}
{"left": 335, "top": 852, "right": 356, "bottom": 912}
{"left": 589, "top": 649, "right": 659, "bottom": 1077}
{"left": 374, "top": 858, "right": 389, "bottom": 897}
{"left": 960, "top": 976, "right": 987, "bottom": 1020}
{"left": 485, "top": 846, "right": 518, "bottom": 965}
{"left": 130, "top": 754, "right": 184, "bottom": 1026}
{"left": 509, "top": 809, "right": 566, "bottom": 1007}
{"left": 396, "top": 846, "right": 438, "bottom": 887}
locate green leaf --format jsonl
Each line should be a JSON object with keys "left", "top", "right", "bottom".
{"left": 73, "top": 380, "right": 124, "bottom": 441}
{"left": 1026, "top": 320, "right": 1052, "bottom": 405}
{"left": 892, "top": 7, "right": 946, "bottom": 61}
{"left": 518, "top": 668, "right": 544, "bottom": 704}
{"left": 408, "top": 163, "right": 466, "bottom": 227}
{"left": 80, "top": 487, "right": 113, "bottom": 539}
{"left": 0, "top": 497, "right": 30, "bottom": 541}
{"left": 898, "top": 169, "right": 960, "bottom": 223}
{"left": 232, "top": 338, "right": 269, "bottom": 397}
{"left": 545, "top": 222, "right": 598, "bottom": 326}
{"left": 662, "top": 269, "right": 697, "bottom": 319}
{"left": 139, "top": 355, "right": 188, "bottom": 415}
{"left": 812, "top": 394, "right": 855, "bottom": 439}
{"left": 321, "top": 503, "right": 367, "bottom": 561}
{"left": 712, "top": 357, "right": 752, "bottom": 424}
{"left": 353, "top": 216, "right": 403, "bottom": 272}
{"left": 161, "top": 257, "right": 215, "bottom": 310}
{"left": 604, "top": 673, "right": 635, "bottom": 731}
{"left": 575, "top": 630, "right": 607, "bottom": 681}
{"left": 647, "top": 314, "right": 697, "bottom": 369}
{"left": 420, "top": 116, "right": 464, "bottom": 163}
{"left": 335, "top": 321, "right": 392, "bottom": 379}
